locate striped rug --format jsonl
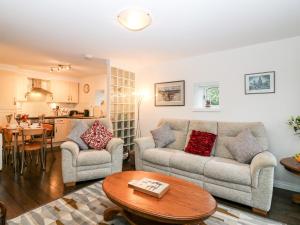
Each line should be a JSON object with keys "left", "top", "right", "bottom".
{"left": 8, "top": 181, "right": 285, "bottom": 225}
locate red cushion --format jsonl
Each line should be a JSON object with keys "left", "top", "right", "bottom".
{"left": 81, "top": 120, "right": 113, "bottom": 150}
{"left": 185, "top": 130, "right": 217, "bottom": 156}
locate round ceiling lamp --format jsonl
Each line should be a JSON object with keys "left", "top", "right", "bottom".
{"left": 117, "top": 8, "right": 151, "bottom": 31}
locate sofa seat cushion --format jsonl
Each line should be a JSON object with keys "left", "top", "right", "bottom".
{"left": 204, "top": 157, "right": 251, "bottom": 186}
{"left": 170, "top": 151, "right": 212, "bottom": 175}
{"left": 77, "top": 150, "right": 111, "bottom": 166}
{"left": 142, "top": 148, "right": 182, "bottom": 167}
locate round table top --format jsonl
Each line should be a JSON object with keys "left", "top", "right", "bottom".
{"left": 280, "top": 157, "right": 300, "bottom": 175}
{"left": 102, "top": 171, "right": 217, "bottom": 223}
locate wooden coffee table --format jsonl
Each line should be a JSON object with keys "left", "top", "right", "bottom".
{"left": 102, "top": 171, "right": 217, "bottom": 225}
{"left": 280, "top": 157, "right": 300, "bottom": 204}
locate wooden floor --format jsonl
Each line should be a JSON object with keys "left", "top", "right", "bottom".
{"left": 0, "top": 150, "right": 299, "bottom": 225}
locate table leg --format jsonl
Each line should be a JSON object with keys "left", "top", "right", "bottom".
{"left": 13, "top": 133, "right": 18, "bottom": 173}
{"left": 103, "top": 206, "right": 122, "bottom": 221}
{"left": 292, "top": 194, "right": 300, "bottom": 204}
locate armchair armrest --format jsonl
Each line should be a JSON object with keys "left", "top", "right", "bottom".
{"left": 61, "top": 141, "right": 80, "bottom": 166}
{"left": 250, "top": 151, "right": 277, "bottom": 188}
{"left": 106, "top": 138, "right": 124, "bottom": 154}
{"left": 106, "top": 138, "right": 124, "bottom": 173}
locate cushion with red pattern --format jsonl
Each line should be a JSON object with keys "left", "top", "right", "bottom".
{"left": 185, "top": 130, "right": 217, "bottom": 156}
{"left": 81, "top": 120, "right": 113, "bottom": 150}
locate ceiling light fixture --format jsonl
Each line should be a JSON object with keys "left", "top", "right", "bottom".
{"left": 50, "top": 64, "right": 71, "bottom": 72}
{"left": 117, "top": 8, "right": 151, "bottom": 31}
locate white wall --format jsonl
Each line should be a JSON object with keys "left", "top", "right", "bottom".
{"left": 76, "top": 74, "right": 107, "bottom": 116}
{"left": 136, "top": 36, "right": 300, "bottom": 191}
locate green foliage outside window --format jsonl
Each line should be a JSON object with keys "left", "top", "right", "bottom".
{"left": 206, "top": 87, "right": 219, "bottom": 106}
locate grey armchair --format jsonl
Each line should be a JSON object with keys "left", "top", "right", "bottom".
{"left": 61, "top": 118, "right": 124, "bottom": 186}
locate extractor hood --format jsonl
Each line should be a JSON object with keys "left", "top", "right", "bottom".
{"left": 26, "top": 79, "right": 52, "bottom": 96}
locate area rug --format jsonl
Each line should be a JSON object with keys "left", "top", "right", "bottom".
{"left": 8, "top": 181, "right": 285, "bottom": 225}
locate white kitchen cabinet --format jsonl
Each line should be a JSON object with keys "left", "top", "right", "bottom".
{"left": 68, "top": 82, "right": 79, "bottom": 103}
{"left": 49, "top": 80, "right": 79, "bottom": 103}
{"left": 15, "top": 76, "right": 29, "bottom": 101}
{"left": 54, "top": 118, "right": 71, "bottom": 142}
{"left": 0, "top": 72, "right": 17, "bottom": 107}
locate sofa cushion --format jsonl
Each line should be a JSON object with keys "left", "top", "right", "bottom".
{"left": 81, "top": 120, "right": 113, "bottom": 150}
{"left": 185, "top": 120, "right": 218, "bottom": 153}
{"left": 67, "top": 120, "right": 90, "bottom": 150}
{"left": 204, "top": 157, "right": 251, "bottom": 186}
{"left": 185, "top": 130, "right": 216, "bottom": 156}
{"left": 142, "top": 148, "right": 182, "bottom": 167}
{"left": 215, "top": 122, "right": 268, "bottom": 159}
{"left": 170, "top": 151, "right": 212, "bottom": 175}
{"left": 225, "top": 129, "right": 263, "bottom": 164}
{"left": 77, "top": 149, "right": 111, "bottom": 166}
{"left": 151, "top": 124, "right": 175, "bottom": 148}
{"left": 158, "top": 119, "right": 189, "bottom": 150}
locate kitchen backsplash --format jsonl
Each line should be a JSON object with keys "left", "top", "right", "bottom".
{"left": 18, "top": 102, "right": 78, "bottom": 117}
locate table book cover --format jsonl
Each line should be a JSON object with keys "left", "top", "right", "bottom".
{"left": 128, "top": 178, "right": 170, "bottom": 198}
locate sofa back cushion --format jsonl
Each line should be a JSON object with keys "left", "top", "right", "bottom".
{"left": 70, "top": 118, "right": 113, "bottom": 133}
{"left": 157, "top": 118, "right": 189, "bottom": 150}
{"left": 216, "top": 122, "right": 268, "bottom": 159}
{"left": 185, "top": 120, "right": 218, "bottom": 154}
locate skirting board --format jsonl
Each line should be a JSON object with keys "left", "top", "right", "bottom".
{"left": 274, "top": 179, "right": 300, "bottom": 192}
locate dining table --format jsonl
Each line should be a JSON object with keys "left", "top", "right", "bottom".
{"left": 5, "top": 125, "right": 47, "bottom": 173}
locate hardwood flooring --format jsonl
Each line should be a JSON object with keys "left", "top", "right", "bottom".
{"left": 0, "top": 150, "right": 299, "bottom": 225}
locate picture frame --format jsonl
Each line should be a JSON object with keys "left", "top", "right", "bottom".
{"left": 244, "top": 71, "right": 275, "bottom": 94}
{"left": 154, "top": 80, "right": 185, "bottom": 106}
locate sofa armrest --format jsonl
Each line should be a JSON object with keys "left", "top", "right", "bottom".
{"left": 250, "top": 151, "right": 277, "bottom": 188}
{"left": 134, "top": 136, "right": 155, "bottom": 170}
{"left": 134, "top": 136, "right": 155, "bottom": 155}
{"left": 60, "top": 141, "right": 80, "bottom": 166}
{"left": 106, "top": 138, "right": 124, "bottom": 173}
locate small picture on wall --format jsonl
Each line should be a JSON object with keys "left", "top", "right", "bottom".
{"left": 244, "top": 71, "right": 275, "bottom": 94}
{"left": 154, "top": 80, "right": 185, "bottom": 106}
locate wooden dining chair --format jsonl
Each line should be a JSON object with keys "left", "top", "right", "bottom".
{"left": 1, "top": 128, "right": 14, "bottom": 165}
{"left": 33, "top": 123, "right": 55, "bottom": 159}
{"left": 20, "top": 128, "right": 46, "bottom": 175}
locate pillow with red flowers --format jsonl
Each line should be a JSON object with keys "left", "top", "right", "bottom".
{"left": 80, "top": 120, "right": 113, "bottom": 150}
{"left": 185, "top": 130, "right": 217, "bottom": 156}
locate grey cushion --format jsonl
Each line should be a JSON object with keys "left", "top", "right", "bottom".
{"left": 225, "top": 128, "right": 263, "bottom": 164}
{"left": 158, "top": 119, "right": 189, "bottom": 150}
{"left": 216, "top": 122, "right": 268, "bottom": 159}
{"left": 151, "top": 124, "right": 175, "bottom": 148}
{"left": 67, "top": 121, "right": 90, "bottom": 150}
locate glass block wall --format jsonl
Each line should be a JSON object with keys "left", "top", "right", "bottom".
{"left": 110, "top": 67, "right": 135, "bottom": 159}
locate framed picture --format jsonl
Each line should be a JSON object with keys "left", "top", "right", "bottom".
{"left": 154, "top": 80, "right": 185, "bottom": 106}
{"left": 244, "top": 71, "right": 275, "bottom": 94}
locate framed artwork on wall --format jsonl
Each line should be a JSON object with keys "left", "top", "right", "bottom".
{"left": 154, "top": 80, "right": 185, "bottom": 106}
{"left": 244, "top": 71, "right": 275, "bottom": 94}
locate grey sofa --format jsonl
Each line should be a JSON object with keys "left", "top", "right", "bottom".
{"left": 61, "top": 118, "right": 124, "bottom": 186}
{"left": 134, "top": 119, "right": 277, "bottom": 214}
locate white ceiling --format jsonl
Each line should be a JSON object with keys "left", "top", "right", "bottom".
{"left": 0, "top": 0, "right": 300, "bottom": 71}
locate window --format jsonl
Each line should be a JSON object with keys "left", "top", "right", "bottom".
{"left": 193, "top": 82, "right": 220, "bottom": 111}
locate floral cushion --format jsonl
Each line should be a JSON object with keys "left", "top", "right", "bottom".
{"left": 81, "top": 120, "right": 113, "bottom": 150}
{"left": 185, "top": 130, "right": 217, "bottom": 156}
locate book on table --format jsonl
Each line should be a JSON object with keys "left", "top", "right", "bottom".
{"left": 128, "top": 178, "right": 170, "bottom": 198}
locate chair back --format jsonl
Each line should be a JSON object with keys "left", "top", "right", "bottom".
{"left": 42, "top": 123, "right": 54, "bottom": 137}
{"left": 1, "top": 128, "right": 13, "bottom": 147}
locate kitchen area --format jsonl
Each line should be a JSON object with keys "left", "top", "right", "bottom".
{"left": 0, "top": 57, "right": 109, "bottom": 170}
